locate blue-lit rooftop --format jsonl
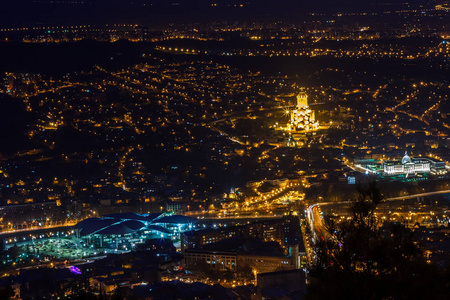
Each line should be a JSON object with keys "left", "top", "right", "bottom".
{"left": 74, "top": 213, "right": 197, "bottom": 236}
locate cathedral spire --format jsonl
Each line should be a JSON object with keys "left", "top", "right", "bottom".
{"left": 296, "top": 89, "right": 308, "bottom": 108}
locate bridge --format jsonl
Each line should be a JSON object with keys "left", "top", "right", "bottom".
{"left": 383, "top": 190, "right": 450, "bottom": 201}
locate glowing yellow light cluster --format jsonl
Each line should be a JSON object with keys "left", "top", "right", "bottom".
{"left": 287, "top": 90, "right": 318, "bottom": 131}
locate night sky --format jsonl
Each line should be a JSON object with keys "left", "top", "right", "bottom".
{"left": 0, "top": 0, "right": 428, "bottom": 26}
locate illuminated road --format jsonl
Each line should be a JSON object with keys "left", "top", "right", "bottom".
{"left": 0, "top": 222, "right": 78, "bottom": 236}
{"left": 308, "top": 204, "right": 331, "bottom": 242}
{"left": 185, "top": 211, "right": 282, "bottom": 219}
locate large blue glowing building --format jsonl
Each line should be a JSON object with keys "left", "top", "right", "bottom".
{"left": 74, "top": 212, "right": 196, "bottom": 250}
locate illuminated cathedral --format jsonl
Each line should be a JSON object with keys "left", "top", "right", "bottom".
{"left": 287, "top": 90, "right": 318, "bottom": 131}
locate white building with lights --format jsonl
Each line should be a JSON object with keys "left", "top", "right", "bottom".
{"left": 383, "top": 152, "right": 446, "bottom": 175}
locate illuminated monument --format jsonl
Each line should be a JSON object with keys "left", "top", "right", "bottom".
{"left": 287, "top": 89, "right": 318, "bottom": 132}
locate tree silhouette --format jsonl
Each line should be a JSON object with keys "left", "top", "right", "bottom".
{"left": 0, "top": 286, "right": 13, "bottom": 300}
{"left": 307, "top": 182, "right": 449, "bottom": 300}
{"left": 237, "top": 263, "right": 254, "bottom": 281}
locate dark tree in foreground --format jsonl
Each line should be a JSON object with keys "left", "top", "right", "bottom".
{"left": 0, "top": 286, "right": 13, "bottom": 300}
{"left": 307, "top": 182, "right": 450, "bottom": 300}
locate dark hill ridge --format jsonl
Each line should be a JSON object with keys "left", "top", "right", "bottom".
{"left": 0, "top": 40, "right": 145, "bottom": 75}
{"left": 0, "top": 94, "right": 36, "bottom": 156}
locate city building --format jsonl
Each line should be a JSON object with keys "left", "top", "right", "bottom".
{"left": 355, "top": 152, "right": 447, "bottom": 177}
{"left": 183, "top": 237, "right": 300, "bottom": 274}
{"left": 181, "top": 216, "right": 304, "bottom": 255}
{"left": 256, "top": 269, "right": 306, "bottom": 300}
{"left": 383, "top": 152, "right": 431, "bottom": 175}
{"left": 74, "top": 212, "right": 197, "bottom": 251}
{"left": 286, "top": 90, "right": 319, "bottom": 132}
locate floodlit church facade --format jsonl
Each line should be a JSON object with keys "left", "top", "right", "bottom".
{"left": 287, "top": 90, "right": 318, "bottom": 132}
